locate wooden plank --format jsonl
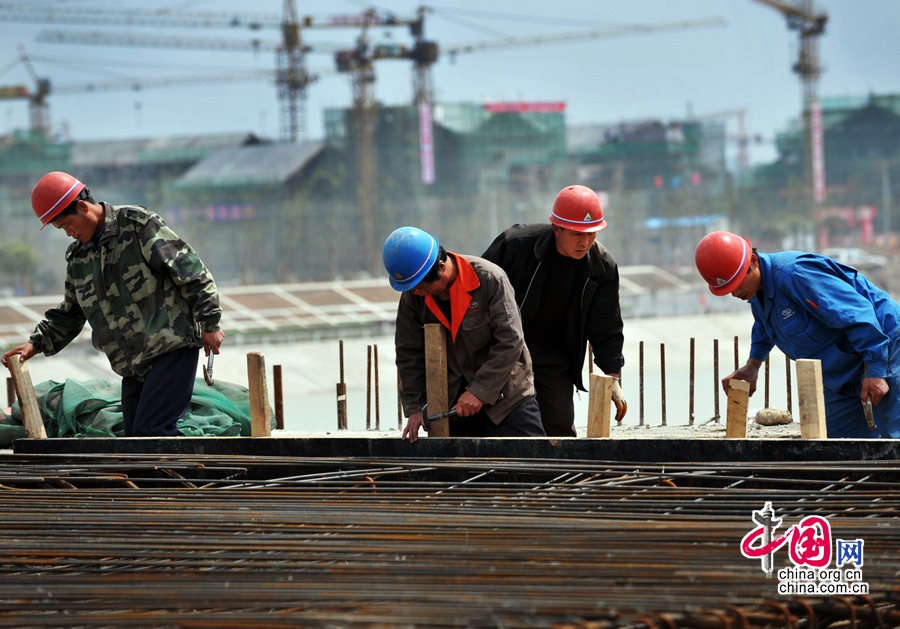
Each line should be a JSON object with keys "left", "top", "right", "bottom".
{"left": 796, "top": 359, "right": 827, "bottom": 439}
{"left": 586, "top": 373, "right": 614, "bottom": 438}
{"left": 6, "top": 359, "right": 46, "bottom": 439}
{"left": 725, "top": 379, "right": 751, "bottom": 438}
{"left": 424, "top": 323, "right": 449, "bottom": 437}
{"left": 246, "top": 352, "right": 272, "bottom": 437}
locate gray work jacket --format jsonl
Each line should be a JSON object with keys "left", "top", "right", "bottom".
{"left": 394, "top": 253, "right": 535, "bottom": 425}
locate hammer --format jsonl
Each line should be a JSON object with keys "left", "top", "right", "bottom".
{"left": 203, "top": 352, "right": 215, "bottom": 386}
{"left": 421, "top": 404, "right": 458, "bottom": 429}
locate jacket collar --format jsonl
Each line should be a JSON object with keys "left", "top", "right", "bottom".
{"left": 70, "top": 202, "right": 119, "bottom": 255}
{"left": 424, "top": 252, "right": 480, "bottom": 342}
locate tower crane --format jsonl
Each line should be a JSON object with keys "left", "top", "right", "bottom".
{"left": 332, "top": 13, "right": 728, "bottom": 270}
{"left": 0, "top": 2, "right": 372, "bottom": 142}
{"left": 753, "top": 0, "right": 827, "bottom": 202}
{"left": 0, "top": 52, "right": 51, "bottom": 136}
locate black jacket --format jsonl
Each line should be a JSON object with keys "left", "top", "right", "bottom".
{"left": 482, "top": 223, "right": 624, "bottom": 391}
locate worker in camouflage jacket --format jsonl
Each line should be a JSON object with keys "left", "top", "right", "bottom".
{"left": 2, "top": 171, "right": 224, "bottom": 437}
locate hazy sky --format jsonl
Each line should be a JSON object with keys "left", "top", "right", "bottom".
{"left": 1, "top": 0, "right": 898, "bottom": 166}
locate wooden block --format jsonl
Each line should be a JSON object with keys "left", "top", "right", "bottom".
{"left": 6, "top": 359, "right": 46, "bottom": 439}
{"left": 725, "top": 379, "right": 751, "bottom": 438}
{"left": 247, "top": 352, "right": 272, "bottom": 437}
{"left": 586, "top": 373, "right": 614, "bottom": 438}
{"left": 795, "top": 359, "right": 827, "bottom": 439}
{"left": 424, "top": 323, "right": 449, "bottom": 437}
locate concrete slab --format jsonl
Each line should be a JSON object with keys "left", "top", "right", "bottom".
{"left": 12, "top": 436, "right": 900, "bottom": 462}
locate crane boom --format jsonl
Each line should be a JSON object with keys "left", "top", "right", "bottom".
{"left": 36, "top": 31, "right": 346, "bottom": 54}
{"left": 443, "top": 17, "right": 726, "bottom": 57}
{"left": 0, "top": 4, "right": 280, "bottom": 30}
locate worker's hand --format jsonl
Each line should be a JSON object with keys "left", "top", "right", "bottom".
{"left": 402, "top": 412, "right": 426, "bottom": 443}
{"left": 2, "top": 343, "right": 37, "bottom": 367}
{"left": 454, "top": 390, "right": 484, "bottom": 417}
{"left": 201, "top": 330, "right": 225, "bottom": 356}
{"left": 723, "top": 359, "right": 762, "bottom": 396}
{"left": 861, "top": 377, "right": 889, "bottom": 406}
{"left": 609, "top": 375, "right": 627, "bottom": 422}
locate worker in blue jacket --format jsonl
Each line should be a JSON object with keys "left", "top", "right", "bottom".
{"left": 695, "top": 231, "right": 900, "bottom": 438}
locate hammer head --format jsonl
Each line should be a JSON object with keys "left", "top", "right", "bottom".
{"left": 423, "top": 407, "right": 458, "bottom": 429}
{"left": 203, "top": 353, "right": 214, "bottom": 386}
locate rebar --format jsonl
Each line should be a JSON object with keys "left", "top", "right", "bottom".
{"left": 786, "top": 354, "right": 793, "bottom": 414}
{"left": 689, "top": 337, "right": 695, "bottom": 425}
{"left": 660, "top": 342, "right": 667, "bottom": 427}
{"left": 337, "top": 339, "right": 347, "bottom": 430}
{"left": 0, "top": 454, "right": 897, "bottom": 628}
{"left": 397, "top": 368, "right": 403, "bottom": 430}
{"left": 366, "top": 344, "right": 372, "bottom": 430}
{"left": 639, "top": 340, "right": 645, "bottom": 427}
{"left": 374, "top": 344, "right": 381, "bottom": 431}
{"left": 713, "top": 338, "right": 720, "bottom": 423}
{"left": 273, "top": 364, "right": 284, "bottom": 430}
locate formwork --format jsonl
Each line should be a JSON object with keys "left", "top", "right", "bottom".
{"left": 3, "top": 436, "right": 898, "bottom": 627}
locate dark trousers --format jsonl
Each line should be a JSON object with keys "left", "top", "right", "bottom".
{"left": 121, "top": 346, "right": 198, "bottom": 437}
{"left": 533, "top": 360, "right": 577, "bottom": 437}
{"left": 449, "top": 395, "right": 546, "bottom": 437}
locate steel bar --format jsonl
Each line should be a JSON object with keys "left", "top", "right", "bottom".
{"left": 366, "top": 344, "right": 372, "bottom": 430}
{"left": 374, "top": 344, "right": 381, "bottom": 431}
{"left": 786, "top": 354, "right": 793, "bottom": 415}
{"left": 0, "top": 454, "right": 897, "bottom": 627}
{"left": 273, "top": 364, "right": 284, "bottom": 430}
{"left": 639, "top": 340, "right": 645, "bottom": 427}
{"left": 689, "top": 337, "right": 695, "bottom": 425}
{"left": 713, "top": 338, "right": 720, "bottom": 423}
{"left": 660, "top": 342, "right": 667, "bottom": 426}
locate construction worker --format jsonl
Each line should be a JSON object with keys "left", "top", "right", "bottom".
{"left": 384, "top": 226, "right": 546, "bottom": 442}
{"left": 1, "top": 171, "right": 224, "bottom": 437}
{"left": 482, "top": 185, "right": 626, "bottom": 437}
{"left": 695, "top": 230, "right": 900, "bottom": 438}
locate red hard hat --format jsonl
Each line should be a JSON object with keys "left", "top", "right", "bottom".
{"left": 550, "top": 185, "right": 606, "bottom": 233}
{"left": 31, "top": 171, "right": 85, "bottom": 229}
{"left": 695, "top": 231, "right": 753, "bottom": 296}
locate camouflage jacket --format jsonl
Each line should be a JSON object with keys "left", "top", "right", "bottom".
{"left": 30, "top": 203, "right": 221, "bottom": 379}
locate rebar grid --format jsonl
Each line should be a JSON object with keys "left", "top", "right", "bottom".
{"left": 0, "top": 454, "right": 897, "bottom": 628}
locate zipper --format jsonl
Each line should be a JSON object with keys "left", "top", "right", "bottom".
{"left": 519, "top": 260, "right": 542, "bottom": 310}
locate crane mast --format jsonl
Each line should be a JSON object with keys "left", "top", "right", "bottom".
{"left": 754, "top": 0, "right": 827, "bottom": 203}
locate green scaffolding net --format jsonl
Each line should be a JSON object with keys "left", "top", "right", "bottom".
{"left": 0, "top": 378, "right": 273, "bottom": 447}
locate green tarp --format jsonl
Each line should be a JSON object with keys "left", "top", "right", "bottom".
{"left": 1, "top": 378, "right": 272, "bottom": 447}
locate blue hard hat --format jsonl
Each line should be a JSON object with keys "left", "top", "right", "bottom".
{"left": 383, "top": 226, "right": 440, "bottom": 292}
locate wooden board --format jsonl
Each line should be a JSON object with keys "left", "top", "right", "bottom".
{"left": 6, "top": 358, "right": 46, "bottom": 439}
{"left": 725, "top": 379, "right": 751, "bottom": 439}
{"left": 424, "top": 323, "right": 449, "bottom": 437}
{"left": 796, "top": 359, "right": 827, "bottom": 439}
{"left": 586, "top": 374, "right": 613, "bottom": 438}
{"left": 247, "top": 352, "right": 272, "bottom": 437}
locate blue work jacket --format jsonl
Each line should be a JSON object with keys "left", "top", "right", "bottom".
{"left": 748, "top": 252, "right": 900, "bottom": 393}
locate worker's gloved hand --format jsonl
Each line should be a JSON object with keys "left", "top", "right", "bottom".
{"left": 610, "top": 378, "right": 627, "bottom": 422}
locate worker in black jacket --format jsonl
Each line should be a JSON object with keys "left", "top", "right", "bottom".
{"left": 482, "top": 184, "right": 626, "bottom": 436}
